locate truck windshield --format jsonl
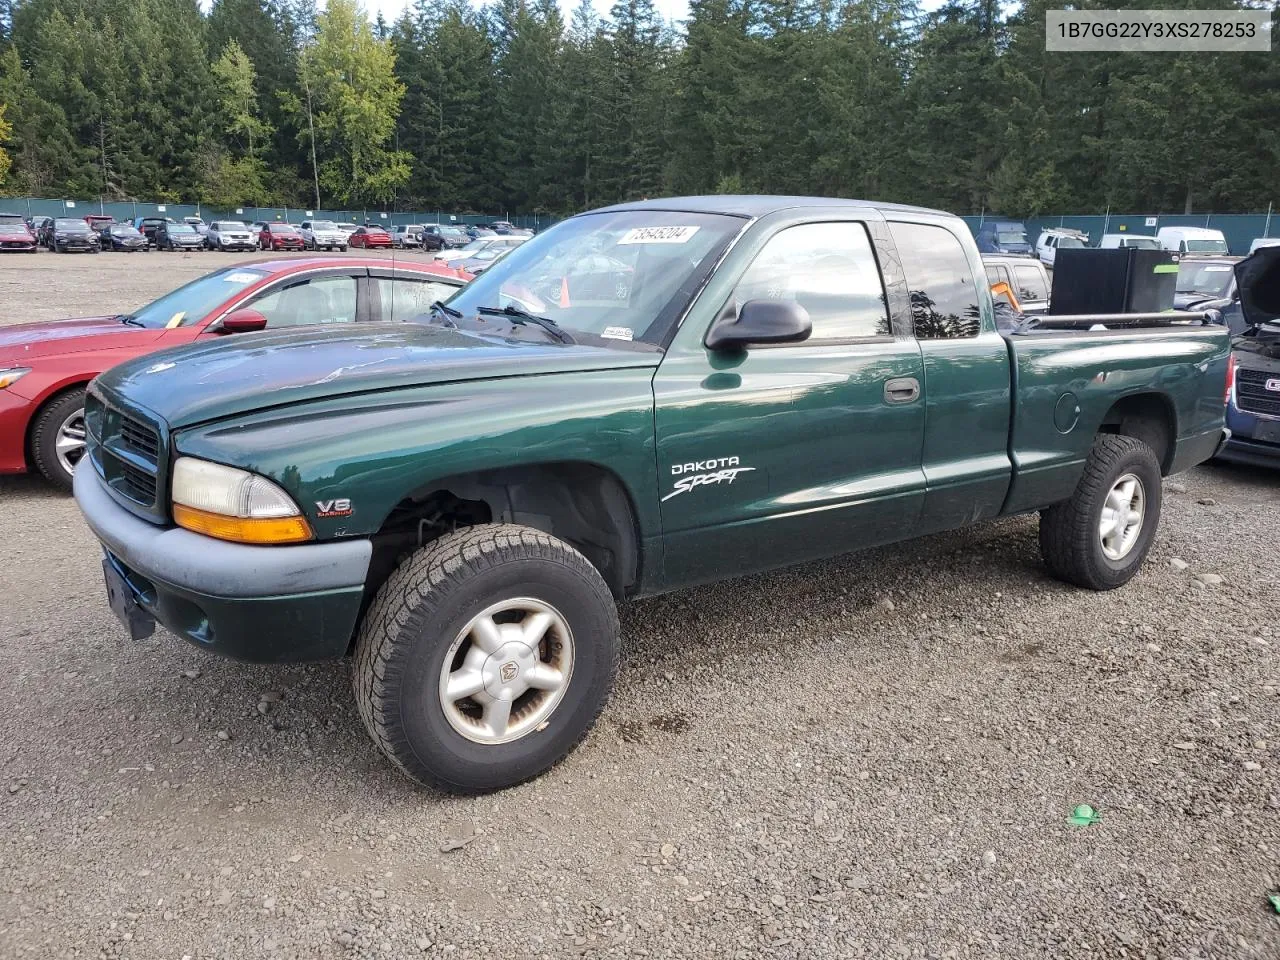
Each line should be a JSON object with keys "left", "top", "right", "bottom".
{"left": 997, "top": 231, "right": 1027, "bottom": 244}
{"left": 1176, "top": 262, "right": 1234, "bottom": 298}
{"left": 1057, "top": 236, "right": 1085, "bottom": 249}
{"left": 1186, "top": 239, "right": 1229, "bottom": 254}
{"left": 1124, "top": 238, "right": 1160, "bottom": 250}
{"left": 443, "top": 211, "right": 744, "bottom": 348}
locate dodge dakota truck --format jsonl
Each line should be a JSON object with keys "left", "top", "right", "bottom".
{"left": 74, "top": 196, "right": 1231, "bottom": 793}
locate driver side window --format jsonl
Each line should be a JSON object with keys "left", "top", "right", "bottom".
{"left": 729, "top": 222, "right": 891, "bottom": 340}
{"left": 249, "top": 275, "right": 358, "bottom": 328}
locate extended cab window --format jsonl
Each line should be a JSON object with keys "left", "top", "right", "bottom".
{"left": 375, "top": 277, "right": 462, "bottom": 322}
{"left": 249, "top": 275, "right": 358, "bottom": 328}
{"left": 889, "top": 222, "right": 982, "bottom": 339}
{"left": 730, "top": 222, "right": 890, "bottom": 340}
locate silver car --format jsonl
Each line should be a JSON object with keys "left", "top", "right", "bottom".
{"left": 206, "top": 220, "right": 257, "bottom": 252}
{"left": 434, "top": 235, "right": 526, "bottom": 264}
{"left": 300, "top": 219, "right": 349, "bottom": 252}
{"left": 391, "top": 224, "right": 425, "bottom": 249}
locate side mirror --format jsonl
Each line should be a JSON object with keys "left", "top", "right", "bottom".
{"left": 705, "top": 299, "right": 812, "bottom": 351}
{"left": 219, "top": 308, "right": 268, "bottom": 334}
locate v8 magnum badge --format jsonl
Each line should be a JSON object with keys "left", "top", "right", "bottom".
{"left": 315, "top": 498, "right": 353, "bottom": 518}
{"left": 662, "top": 457, "right": 755, "bottom": 502}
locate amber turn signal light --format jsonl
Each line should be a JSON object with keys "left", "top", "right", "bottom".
{"left": 172, "top": 504, "right": 313, "bottom": 545}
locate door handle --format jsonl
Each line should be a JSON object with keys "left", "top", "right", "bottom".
{"left": 883, "top": 377, "right": 921, "bottom": 404}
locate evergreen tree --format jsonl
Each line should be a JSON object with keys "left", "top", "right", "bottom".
{"left": 294, "top": 0, "right": 411, "bottom": 205}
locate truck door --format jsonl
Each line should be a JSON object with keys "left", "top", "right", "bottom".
{"left": 886, "top": 219, "right": 1013, "bottom": 534}
{"left": 652, "top": 213, "right": 927, "bottom": 589}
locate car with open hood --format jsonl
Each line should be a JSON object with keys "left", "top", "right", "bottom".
{"left": 70, "top": 195, "right": 1232, "bottom": 795}
{"left": 0, "top": 258, "right": 467, "bottom": 489}
{"left": 1217, "top": 247, "right": 1280, "bottom": 468}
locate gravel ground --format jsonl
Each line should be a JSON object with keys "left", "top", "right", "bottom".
{"left": 2, "top": 252, "right": 1279, "bottom": 959}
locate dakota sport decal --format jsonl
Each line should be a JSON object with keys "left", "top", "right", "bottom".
{"left": 662, "top": 457, "right": 755, "bottom": 502}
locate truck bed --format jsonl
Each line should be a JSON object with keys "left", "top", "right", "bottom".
{"left": 1000, "top": 314, "right": 1231, "bottom": 515}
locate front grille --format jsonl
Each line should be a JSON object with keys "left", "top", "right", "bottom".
{"left": 119, "top": 462, "right": 158, "bottom": 504}
{"left": 1237, "top": 368, "right": 1280, "bottom": 418}
{"left": 85, "top": 389, "right": 166, "bottom": 517}
{"left": 119, "top": 416, "right": 160, "bottom": 459}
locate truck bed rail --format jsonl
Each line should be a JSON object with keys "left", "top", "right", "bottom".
{"left": 1010, "top": 310, "right": 1222, "bottom": 333}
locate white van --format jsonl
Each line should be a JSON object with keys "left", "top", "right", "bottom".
{"left": 1035, "top": 228, "right": 1088, "bottom": 266}
{"left": 1248, "top": 238, "right": 1280, "bottom": 254}
{"left": 1098, "top": 233, "right": 1161, "bottom": 250}
{"left": 1157, "top": 226, "right": 1228, "bottom": 254}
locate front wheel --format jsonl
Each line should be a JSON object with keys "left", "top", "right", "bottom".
{"left": 353, "top": 524, "right": 620, "bottom": 793}
{"left": 30, "top": 387, "right": 88, "bottom": 491}
{"left": 1038, "top": 434, "right": 1163, "bottom": 590}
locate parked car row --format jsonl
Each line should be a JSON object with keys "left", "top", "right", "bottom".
{"left": 974, "top": 218, "right": 1272, "bottom": 264}
{"left": 2, "top": 213, "right": 536, "bottom": 256}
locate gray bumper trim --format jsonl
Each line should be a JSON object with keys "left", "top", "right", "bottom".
{"left": 74, "top": 465, "right": 372, "bottom": 598}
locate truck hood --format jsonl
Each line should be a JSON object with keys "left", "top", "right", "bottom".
{"left": 0, "top": 317, "right": 166, "bottom": 363}
{"left": 96, "top": 322, "right": 661, "bottom": 429}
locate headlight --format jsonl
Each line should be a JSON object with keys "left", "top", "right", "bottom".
{"left": 170, "top": 457, "right": 312, "bottom": 545}
{"left": 0, "top": 367, "right": 32, "bottom": 390}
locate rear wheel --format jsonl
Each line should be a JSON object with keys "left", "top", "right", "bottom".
{"left": 353, "top": 524, "right": 619, "bottom": 793}
{"left": 30, "top": 387, "right": 88, "bottom": 491}
{"left": 1038, "top": 434, "right": 1162, "bottom": 590}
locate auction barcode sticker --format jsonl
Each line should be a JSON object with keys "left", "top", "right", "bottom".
{"left": 1046, "top": 10, "right": 1271, "bottom": 52}
{"left": 618, "top": 226, "right": 700, "bottom": 245}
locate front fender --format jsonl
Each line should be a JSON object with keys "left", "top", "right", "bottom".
{"left": 172, "top": 369, "right": 661, "bottom": 542}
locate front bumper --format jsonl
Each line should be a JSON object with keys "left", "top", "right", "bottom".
{"left": 74, "top": 466, "right": 372, "bottom": 662}
{"left": 1216, "top": 433, "right": 1280, "bottom": 469}
{"left": 0, "top": 388, "right": 32, "bottom": 473}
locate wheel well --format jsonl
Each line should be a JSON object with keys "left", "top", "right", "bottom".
{"left": 24, "top": 381, "right": 90, "bottom": 467}
{"left": 1098, "top": 393, "right": 1177, "bottom": 474}
{"left": 368, "top": 462, "right": 641, "bottom": 602}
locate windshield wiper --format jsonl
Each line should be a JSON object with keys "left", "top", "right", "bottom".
{"left": 116, "top": 314, "right": 145, "bottom": 327}
{"left": 475, "top": 304, "right": 575, "bottom": 344}
{"left": 427, "top": 300, "right": 463, "bottom": 327}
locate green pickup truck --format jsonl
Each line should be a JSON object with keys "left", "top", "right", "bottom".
{"left": 75, "top": 196, "right": 1231, "bottom": 792}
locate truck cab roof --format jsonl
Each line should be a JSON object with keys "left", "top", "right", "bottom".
{"left": 596, "top": 195, "right": 953, "bottom": 220}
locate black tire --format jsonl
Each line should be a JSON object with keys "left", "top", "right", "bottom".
{"left": 339, "top": 245, "right": 347, "bottom": 252}
{"left": 30, "top": 387, "right": 87, "bottom": 491}
{"left": 353, "top": 524, "right": 620, "bottom": 793}
{"left": 1038, "top": 434, "right": 1163, "bottom": 591}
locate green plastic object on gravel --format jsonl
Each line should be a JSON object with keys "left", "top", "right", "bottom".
{"left": 1268, "top": 894, "right": 1280, "bottom": 913}
{"left": 1067, "top": 804, "right": 1100, "bottom": 827}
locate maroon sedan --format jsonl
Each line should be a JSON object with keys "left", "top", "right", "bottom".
{"left": 0, "top": 258, "right": 470, "bottom": 489}
{"left": 348, "top": 226, "right": 392, "bottom": 249}
{"left": 0, "top": 222, "right": 38, "bottom": 253}
{"left": 258, "top": 222, "right": 305, "bottom": 251}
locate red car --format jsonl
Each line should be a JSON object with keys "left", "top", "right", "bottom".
{"left": 258, "top": 222, "right": 305, "bottom": 251}
{"left": 348, "top": 226, "right": 392, "bottom": 249}
{"left": 0, "top": 222, "right": 38, "bottom": 253}
{"left": 0, "top": 258, "right": 470, "bottom": 489}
